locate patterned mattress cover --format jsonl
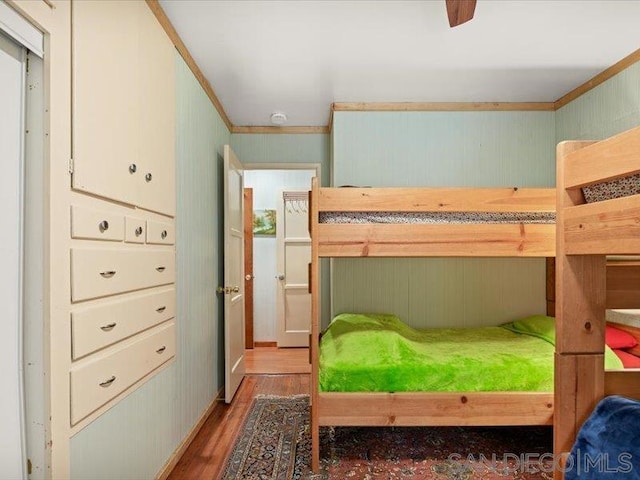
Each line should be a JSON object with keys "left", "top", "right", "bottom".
{"left": 582, "top": 173, "right": 640, "bottom": 204}
{"left": 320, "top": 211, "right": 556, "bottom": 224}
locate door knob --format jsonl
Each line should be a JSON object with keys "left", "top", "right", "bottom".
{"left": 245, "top": 274, "right": 253, "bottom": 281}
{"left": 276, "top": 274, "right": 285, "bottom": 280}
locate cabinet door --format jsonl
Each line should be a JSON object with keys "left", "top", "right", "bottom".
{"left": 72, "top": 0, "right": 141, "bottom": 206}
{"left": 137, "top": 6, "right": 176, "bottom": 217}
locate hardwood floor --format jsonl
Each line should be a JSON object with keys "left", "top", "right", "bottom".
{"left": 245, "top": 347, "right": 310, "bottom": 374}
{"left": 167, "top": 374, "right": 310, "bottom": 479}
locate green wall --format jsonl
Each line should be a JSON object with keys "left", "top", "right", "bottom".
{"left": 331, "top": 111, "right": 556, "bottom": 328}
{"left": 70, "top": 53, "right": 230, "bottom": 479}
{"left": 556, "top": 62, "right": 640, "bottom": 142}
{"left": 230, "top": 132, "right": 332, "bottom": 327}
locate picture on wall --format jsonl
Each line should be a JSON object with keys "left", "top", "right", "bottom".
{"left": 253, "top": 209, "right": 276, "bottom": 236}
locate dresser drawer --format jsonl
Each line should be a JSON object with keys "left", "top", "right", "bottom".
{"left": 146, "top": 220, "right": 174, "bottom": 245}
{"left": 70, "top": 322, "right": 175, "bottom": 424}
{"left": 125, "top": 216, "right": 146, "bottom": 244}
{"left": 71, "top": 205, "right": 124, "bottom": 241}
{"left": 71, "top": 287, "right": 175, "bottom": 359}
{"left": 71, "top": 248, "right": 175, "bottom": 301}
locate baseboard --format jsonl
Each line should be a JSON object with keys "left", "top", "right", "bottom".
{"left": 155, "top": 386, "right": 224, "bottom": 480}
{"left": 254, "top": 341, "right": 277, "bottom": 347}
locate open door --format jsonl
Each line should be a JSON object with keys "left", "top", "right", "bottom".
{"left": 222, "top": 145, "right": 245, "bottom": 403}
{"left": 276, "top": 190, "right": 312, "bottom": 347}
{"left": 243, "top": 188, "right": 254, "bottom": 349}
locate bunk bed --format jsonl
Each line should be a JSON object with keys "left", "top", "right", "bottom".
{"left": 308, "top": 149, "right": 640, "bottom": 472}
{"left": 555, "top": 125, "right": 640, "bottom": 480}
{"left": 308, "top": 180, "right": 561, "bottom": 471}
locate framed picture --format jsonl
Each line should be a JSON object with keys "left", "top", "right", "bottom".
{"left": 253, "top": 209, "right": 276, "bottom": 236}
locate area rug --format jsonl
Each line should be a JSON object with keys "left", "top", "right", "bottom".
{"left": 220, "top": 395, "right": 555, "bottom": 479}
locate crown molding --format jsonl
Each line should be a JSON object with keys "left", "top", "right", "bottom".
{"left": 554, "top": 47, "right": 640, "bottom": 110}
{"left": 146, "top": 0, "right": 233, "bottom": 131}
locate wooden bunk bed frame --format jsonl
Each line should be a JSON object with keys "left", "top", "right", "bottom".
{"left": 555, "top": 126, "right": 640, "bottom": 480}
{"left": 309, "top": 129, "right": 640, "bottom": 471}
{"left": 309, "top": 181, "right": 559, "bottom": 471}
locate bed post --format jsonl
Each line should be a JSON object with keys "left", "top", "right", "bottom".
{"left": 310, "top": 177, "right": 321, "bottom": 472}
{"left": 554, "top": 140, "right": 605, "bottom": 480}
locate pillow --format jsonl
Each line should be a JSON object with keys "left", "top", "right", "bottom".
{"left": 501, "top": 315, "right": 556, "bottom": 346}
{"left": 606, "top": 325, "right": 638, "bottom": 350}
{"left": 613, "top": 349, "right": 640, "bottom": 369}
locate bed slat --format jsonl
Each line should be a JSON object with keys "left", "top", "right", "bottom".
{"left": 564, "top": 195, "right": 640, "bottom": 255}
{"left": 318, "top": 392, "right": 553, "bottom": 426}
{"left": 318, "top": 187, "right": 555, "bottom": 213}
{"left": 605, "top": 371, "right": 640, "bottom": 400}
{"left": 318, "top": 223, "right": 555, "bottom": 257}
{"left": 563, "top": 125, "right": 640, "bottom": 189}
{"left": 607, "top": 263, "right": 640, "bottom": 309}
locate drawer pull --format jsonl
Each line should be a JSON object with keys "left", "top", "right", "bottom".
{"left": 99, "top": 270, "right": 117, "bottom": 278}
{"left": 161, "top": 230, "right": 168, "bottom": 239}
{"left": 129, "top": 164, "right": 137, "bottom": 174}
{"left": 156, "top": 306, "right": 166, "bottom": 313}
{"left": 145, "top": 173, "right": 153, "bottom": 182}
{"left": 99, "top": 220, "right": 109, "bottom": 232}
{"left": 100, "top": 323, "right": 117, "bottom": 331}
{"left": 156, "top": 266, "right": 166, "bottom": 272}
{"left": 135, "top": 226, "right": 143, "bottom": 237}
{"left": 99, "top": 376, "right": 116, "bottom": 388}
{"left": 156, "top": 346, "right": 166, "bottom": 354}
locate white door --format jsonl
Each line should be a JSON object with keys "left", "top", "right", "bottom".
{"left": 276, "top": 191, "right": 312, "bottom": 347}
{"left": 223, "top": 145, "right": 246, "bottom": 403}
{"left": 0, "top": 31, "right": 27, "bottom": 479}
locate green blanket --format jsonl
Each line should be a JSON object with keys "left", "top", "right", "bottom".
{"left": 319, "top": 313, "right": 623, "bottom": 393}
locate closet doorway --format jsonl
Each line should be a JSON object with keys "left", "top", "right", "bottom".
{"left": 243, "top": 164, "right": 319, "bottom": 374}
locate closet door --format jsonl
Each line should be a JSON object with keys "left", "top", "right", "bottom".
{"left": 0, "top": 31, "right": 27, "bottom": 480}
{"left": 137, "top": 5, "right": 176, "bottom": 216}
{"left": 72, "top": 0, "right": 140, "bottom": 206}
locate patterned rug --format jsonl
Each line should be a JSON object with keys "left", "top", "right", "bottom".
{"left": 221, "top": 395, "right": 554, "bottom": 480}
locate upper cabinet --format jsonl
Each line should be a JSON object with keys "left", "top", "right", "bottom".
{"left": 72, "top": 1, "right": 176, "bottom": 217}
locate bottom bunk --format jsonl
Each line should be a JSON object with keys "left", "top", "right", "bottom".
{"left": 310, "top": 313, "right": 640, "bottom": 469}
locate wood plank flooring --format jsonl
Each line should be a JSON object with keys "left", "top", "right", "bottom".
{"left": 245, "top": 347, "right": 310, "bottom": 374}
{"left": 167, "top": 374, "right": 310, "bottom": 479}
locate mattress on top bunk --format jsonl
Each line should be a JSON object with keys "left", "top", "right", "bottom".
{"left": 319, "top": 313, "right": 623, "bottom": 393}
{"left": 319, "top": 211, "right": 555, "bottom": 224}
{"left": 582, "top": 173, "right": 640, "bottom": 203}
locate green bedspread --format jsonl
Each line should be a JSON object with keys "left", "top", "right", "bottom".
{"left": 319, "top": 313, "right": 623, "bottom": 393}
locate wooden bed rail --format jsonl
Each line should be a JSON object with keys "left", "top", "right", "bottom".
{"left": 318, "top": 187, "right": 556, "bottom": 213}
{"left": 563, "top": 126, "right": 640, "bottom": 190}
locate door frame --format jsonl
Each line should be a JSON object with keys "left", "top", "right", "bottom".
{"left": 242, "top": 163, "right": 321, "bottom": 348}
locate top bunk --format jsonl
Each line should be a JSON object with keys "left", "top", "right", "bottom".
{"left": 310, "top": 177, "right": 556, "bottom": 257}
{"left": 558, "top": 125, "right": 640, "bottom": 256}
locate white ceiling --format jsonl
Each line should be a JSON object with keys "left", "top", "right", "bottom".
{"left": 160, "top": 0, "right": 640, "bottom": 127}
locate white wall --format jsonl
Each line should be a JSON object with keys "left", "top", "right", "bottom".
{"left": 244, "top": 169, "right": 315, "bottom": 342}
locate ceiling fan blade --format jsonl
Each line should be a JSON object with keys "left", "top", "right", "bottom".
{"left": 445, "top": 0, "right": 477, "bottom": 28}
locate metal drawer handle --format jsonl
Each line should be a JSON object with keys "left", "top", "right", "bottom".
{"left": 156, "top": 346, "right": 166, "bottom": 354}
{"left": 100, "top": 323, "right": 117, "bottom": 331}
{"left": 145, "top": 173, "right": 152, "bottom": 182}
{"left": 161, "top": 230, "right": 168, "bottom": 239}
{"left": 156, "top": 306, "right": 166, "bottom": 313}
{"left": 156, "top": 266, "right": 166, "bottom": 272}
{"left": 100, "top": 270, "right": 116, "bottom": 278}
{"left": 129, "top": 164, "right": 137, "bottom": 174}
{"left": 99, "top": 220, "right": 109, "bottom": 232}
{"left": 135, "top": 226, "right": 143, "bottom": 236}
{"left": 99, "top": 376, "right": 116, "bottom": 388}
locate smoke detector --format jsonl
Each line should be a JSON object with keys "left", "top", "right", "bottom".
{"left": 270, "top": 112, "right": 287, "bottom": 125}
